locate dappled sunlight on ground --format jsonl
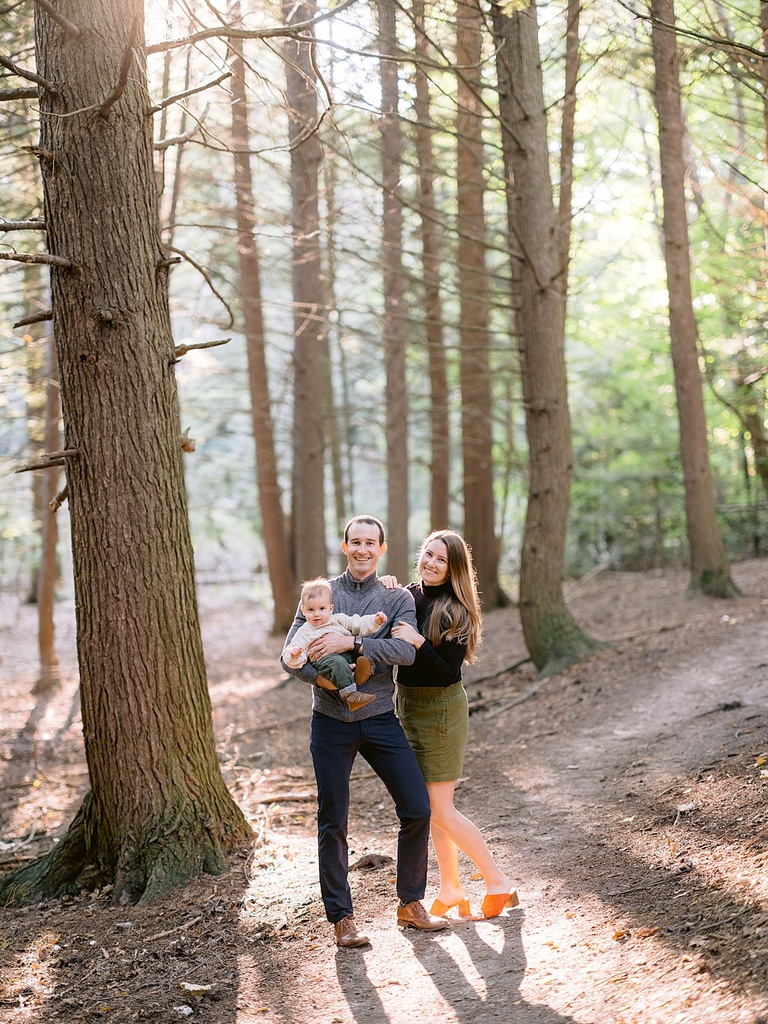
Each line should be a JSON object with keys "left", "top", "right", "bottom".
{"left": 2, "top": 561, "right": 768, "bottom": 1021}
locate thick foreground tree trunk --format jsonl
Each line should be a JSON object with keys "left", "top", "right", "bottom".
{"left": 0, "top": 0, "right": 251, "bottom": 906}
{"left": 491, "top": 0, "right": 597, "bottom": 674}
{"left": 650, "top": 0, "right": 737, "bottom": 597}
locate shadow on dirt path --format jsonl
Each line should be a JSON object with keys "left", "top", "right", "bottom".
{"left": 1, "top": 563, "right": 768, "bottom": 1023}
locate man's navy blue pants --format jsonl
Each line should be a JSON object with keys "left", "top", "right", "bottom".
{"left": 309, "top": 709, "right": 431, "bottom": 923}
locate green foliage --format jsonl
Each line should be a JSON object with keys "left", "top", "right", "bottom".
{"left": 2, "top": 0, "right": 767, "bottom": 599}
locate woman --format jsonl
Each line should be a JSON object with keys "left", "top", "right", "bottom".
{"left": 383, "top": 529, "right": 518, "bottom": 920}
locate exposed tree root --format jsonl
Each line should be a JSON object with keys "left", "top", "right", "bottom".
{"left": 0, "top": 791, "right": 251, "bottom": 907}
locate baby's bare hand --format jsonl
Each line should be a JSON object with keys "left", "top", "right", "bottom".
{"left": 374, "top": 611, "right": 387, "bottom": 625}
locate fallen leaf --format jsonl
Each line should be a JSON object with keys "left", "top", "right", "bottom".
{"left": 613, "top": 929, "right": 631, "bottom": 941}
{"left": 636, "top": 927, "right": 660, "bottom": 939}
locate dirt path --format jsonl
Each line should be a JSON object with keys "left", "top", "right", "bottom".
{"left": 2, "top": 562, "right": 768, "bottom": 1023}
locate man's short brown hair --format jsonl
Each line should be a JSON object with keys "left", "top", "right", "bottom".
{"left": 343, "top": 515, "right": 385, "bottom": 545}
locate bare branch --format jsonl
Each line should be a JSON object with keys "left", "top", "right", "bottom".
{"left": 148, "top": 71, "right": 231, "bottom": 115}
{"left": 0, "top": 251, "right": 74, "bottom": 268}
{"left": 22, "top": 145, "right": 53, "bottom": 161}
{"left": 100, "top": 15, "right": 139, "bottom": 117}
{"left": 164, "top": 245, "right": 234, "bottom": 330}
{"left": 33, "top": 0, "right": 81, "bottom": 37}
{"left": 614, "top": 0, "right": 767, "bottom": 60}
{"left": 174, "top": 338, "right": 230, "bottom": 358}
{"left": 144, "top": 0, "right": 357, "bottom": 55}
{"left": 13, "top": 308, "right": 52, "bottom": 328}
{"left": 0, "top": 54, "right": 57, "bottom": 91}
{"left": 155, "top": 124, "right": 201, "bottom": 151}
{"left": 0, "top": 220, "right": 45, "bottom": 231}
{"left": 0, "top": 86, "right": 37, "bottom": 100}
{"left": 13, "top": 448, "right": 80, "bottom": 474}
{"left": 50, "top": 483, "right": 69, "bottom": 513}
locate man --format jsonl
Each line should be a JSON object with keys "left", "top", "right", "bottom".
{"left": 282, "top": 515, "right": 447, "bottom": 947}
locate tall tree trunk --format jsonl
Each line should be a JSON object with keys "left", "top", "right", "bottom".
{"left": 650, "top": 0, "right": 737, "bottom": 597}
{"left": 320, "top": 129, "right": 349, "bottom": 548}
{"left": 229, "top": 9, "right": 296, "bottom": 632}
{"left": 1, "top": 0, "right": 250, "bottom": 906}
{"left": 35, "top": 337, "right": 61, "bottom": 693}
{"left": 490, "top": 0, "right": 596, "bottom": 674}
{"left": 413, "top": 0, "right": 450, "bottom": 531}
{"left": 557, "top": 0, "right": 580, "bottom": 282}
{"left": 456, "top": 0, "right": 500, "bottom": 606}
{"left": 282, "top": 0, "right": 327, "bottom": 581}
{"left": 321, "top": 36, "right": 354, "bottom": 555}
{"left": 378, "top": 0, "right": 409, "bottom": 580}
{"left": 23, "top": 267, "right": 48, "bottom": 606}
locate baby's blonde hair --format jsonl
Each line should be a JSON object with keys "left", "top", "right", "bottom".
{"left": 300, "top": 577, "right": 333, "bottom": 607}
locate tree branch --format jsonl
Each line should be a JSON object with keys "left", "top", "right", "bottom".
{"left": 0, "top": 86, "right": 37, "bottom": 100}
{"left": 13, "top": 309, "right": 52, "bottom": 328}
{"left": 155, "top": 124, "right": 201, "bottom": 151}
{"left": 144, "top": 0, "right": 357, "bottom": 55}
{"left": 13, "top": 449, "right": 80, "bottom": 474}
{"left": 615, "top": 0, "right": 767, "bottom": 60}
{"left": 0, "top": 251, "right": 74, "bottom": 268}
{"left": 100, "top": 16, "right": 139, "bottom": 118}
{"left": 174, "top": 338, "right": 230, "bottom": 358}
{"left": 164, "top": 245, "right": 234, "bottom": 329}
{"left": 148, "top": 71, "right": 231, "bottom": 114}
{"left": 0, "top": 54, "right": 57, "bottom": 91}
{"left": 0, "top": 220, "right": 45, "bottom": 231}
{"left": 33, "top": 0, "right": 81, "bottom": 37}
{"left": 50, "top": 483, "right": 69, "bottom": 513}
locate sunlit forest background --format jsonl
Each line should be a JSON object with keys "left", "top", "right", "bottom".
{"left": 2, "top": 0, "right": 766, "bottom": 608}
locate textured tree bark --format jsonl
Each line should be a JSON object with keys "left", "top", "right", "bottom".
{"left": 1, "top": 0, "right": 250, "bottom": 906}
{"left": 456, "top": 0, "right": 500, "bottom": 607}
{"left": 650, "top": 0, "right": 737, "bottom": 597}
{"left": 229, "top": 9, "right": 296, "bottom": 632}
{"left": 413, "top": 0, "right": 450, "bottom": 532}
{"left": 491, "top": 0, "right": 596, "bottom": 673}
{"left": 282, "top": 0, "right": 328, "bottom": 581}
{"left": 378, "top": 0, "right": 409, "bottom": 581}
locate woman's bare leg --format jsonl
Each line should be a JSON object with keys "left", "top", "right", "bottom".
{"left": 427, "top": 780, "right": 514, "bottom": 901}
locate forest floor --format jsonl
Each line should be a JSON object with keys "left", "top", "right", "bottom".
{"left": 2, "top": 560, "right": 768, "bottom": 1024}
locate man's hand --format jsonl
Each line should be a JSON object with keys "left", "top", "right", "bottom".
{"left": 307, "top": 631, "right": 353, "bottom": 661}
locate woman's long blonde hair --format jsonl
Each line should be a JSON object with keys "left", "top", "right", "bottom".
{"left": 419, "top": 530, "right": 483, "bottom": 663}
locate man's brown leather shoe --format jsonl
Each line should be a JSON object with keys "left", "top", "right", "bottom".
{"left": 333, "top": 916, "right": 370, "bottom": 948}
{"left": 397, "top": 900, "right": 449, "bottom": 931}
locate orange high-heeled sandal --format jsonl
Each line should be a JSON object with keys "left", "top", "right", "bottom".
{"left": 430, "top": 896, "right": 472, "bottom": 919}
{"left": 480, "top": 890, "right": 519, "bottom": 919}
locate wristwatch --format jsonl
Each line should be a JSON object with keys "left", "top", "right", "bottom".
{"left": 352, "top": 638, "right": 362, "bottom": 657}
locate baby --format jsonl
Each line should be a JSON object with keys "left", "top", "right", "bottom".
{"left": 283, "top": 578, "right": 387, "bottom": 711}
